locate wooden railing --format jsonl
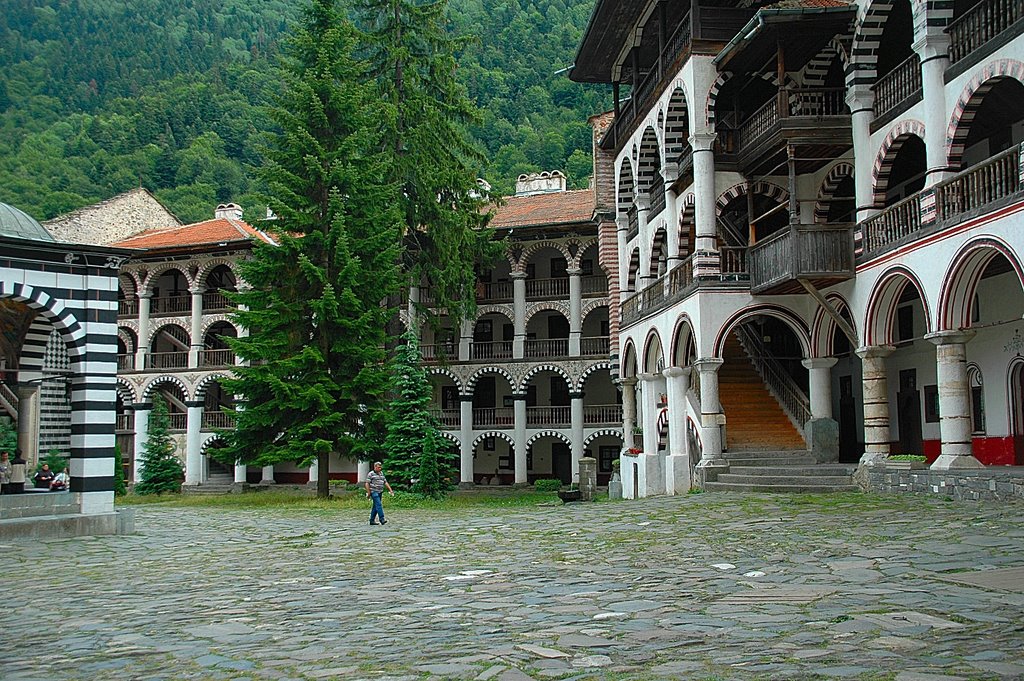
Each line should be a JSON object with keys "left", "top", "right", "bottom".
{"left": 525, "top": 277, "right": 569, "bottom": 299}
{"left": 199, "top": 349, "right": 235, "bottom": 367}
{"left": 168, "top": 413, "right": 187, "bottom": 430}
{"left": 420, "top": 343, "right": 456, "bottom": 363}
{"left": 736, "top": 326, "right": 810, "bottom": 428}
{"left": 202, "top": 291, "right": 233, "bottom": 311}
{"left": 118, "top": 299, "right": 137, "bottom": 316}
{"left": 627, "top": 205, "right": 639, "bottom": 242}
{"left": 478, "top": 281, "right": 512, "bottom": 300}
{"left": 872, "top": 53, "right": 922, "bottom": 119}
{"left": 584, "top": 404, "right": 623, "bottom": 425}
{"left": 737, "top": 97, "right": 778, "bottom": 150}
{"left": 202, "top": 411, "right": 233, "bottom": 429}
{"left": 647, "top": 177, "right": 666, "bottom": 220}
{"left": 525, "top": 338, "right": 569, "bottom": 358}
{"left": 720, "top": 247, "right": 748, "bottom": 275}
{"left": 429, "top": 409, "right": 460, "bottom": 428}
{"left": 933, "top": 145, "right": 1022, "bottom": 222}
{"left": 580, "top": 336, "right": 610, "bottom": 356}
{"left": 947, "top": 0, "right": 1024, "bottom": 64}
{"left": 748, "top": 225, "right": 855, "bottom": 293}
{"left": 860, "top": 193, "right": 923, "bottom": 256}
{"left": 526, "top": 406, "right": 571, "bottom": 427}
{"left": 117, "top": 354, "right": 135, "bottom": 371}
{"left": 667, "top": 254, "right": 695, "bottom": 296}
{"left": 581, "top": 275, "right": 608, "bottom": 295}
{"left": 146, "top": 351, "right": 188, "bottom": 369}
{"left": 150, "top": 294, "right": 192, "bottom": 315}
{"left": 471, "top": 341, "right": 513, "bottom": 360}
{"left": 673, "top": 145, "right": 693, "bottom": 176}
{"left": 0, "top": 382, "right": 19, "bottom": 417}
{"left": 473, "top": 407, "right": 514, "bottom": 427}
{"left": 116, "top": 413, "right": 134, "bottom": 431}
{"left": 735, "top": 88, "right": 848, "bottom": 152}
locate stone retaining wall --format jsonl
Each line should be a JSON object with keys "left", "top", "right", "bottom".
{"left": 862, "top": 465, "right": 1024, "bottom": 501}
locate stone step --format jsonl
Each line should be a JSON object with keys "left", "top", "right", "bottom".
{"left": 703, "top": 481, "right": 860, "bottom": 493}
{"left": 729, "top": 465, "right": 858, "bottom": 476}
{"left": 726, "top": 458, "right": 816, "bottom": 467}
{"left": 716, "top": 473, "right": 855, "bottom": 486}
{"left": 182, "top": 484, "right": 236, "bottom": 496}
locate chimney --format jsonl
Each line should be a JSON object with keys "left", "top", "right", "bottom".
{"left": 215, "top": 203, "right": 243, "bottom": 220}
{"left": 515, "top": 171, "right": 567, "bottom": 197}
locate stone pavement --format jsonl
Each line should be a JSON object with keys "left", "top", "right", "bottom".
{"left": 2, "top": 492, "right": 1023, "bottom": 680}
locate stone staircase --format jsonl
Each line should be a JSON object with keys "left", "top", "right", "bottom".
{"left": 181, "top": 473, "right": 236, "bottom": 495}
{"left": 704, "top": 450, "right": 858, "bottom": 493}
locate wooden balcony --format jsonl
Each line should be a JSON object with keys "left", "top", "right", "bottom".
{"left": 748, "top": 224, "right": 855, "bottom": 294}
{"left": 202, "top": 291, "right": 233, "bottom": 312}
{"left": 525, "top": 338, "right": 568, "bottom": 358}
{"left": 116, "top": 414, "right": 134, "bottom": 432}
{"left": 118, "top": 299, "right": 137, "bottom": 317}
{"left": 647, "top": 177, "right": 666, "bottom": 222}
{"left": 580, "top": 336, "right": 610, "bottom": 356}
{"left": 168, "top": 413, "right": 187, "bottom": 431}
{"left": 581, "top": 275, "right": 608, "bottom": 296}
{"left": 527, "top": 406, "right": 570, "bottom": 427}
{"left": 150, "top": 294, "right": 191, "bottom": 316}
{"left": 583, "top": 404, "right": 623, "bottom": 425}
{"left": 145, "top": 351, "right": 188, "bottom": 369}
{"left": 947, "top": 0, "right": 1024, "bottom": 68}
{"left": 626, "top": 205, "right": 639, "bottom": 242}
{"left": 117, "top": 354, "right": 135, "bottom": 371}
{"left": 199, "top": 349, "right": 235, "bottom": 367}
{"left": 477, "top": 281, "right": 512, "bottom": 301}
{"left": 201, "top": 411, "right": 233, "bottom": 430}
{"left": 872, "top": 53, "right": 922, "bottom": 129}
{"left": 429, "top": 408, "right": 460, "bottom": 428}
{"left": 525, "top": 277, "right": 569, "bottom": 299}
{"left": 420, "top": 343, "right": 457, "bottom": 363}
{"left": 470, "top": 341, "right": 513, "bottom": 361}
{"left": 473, "top": 407, "right": 513, "bottom": 428}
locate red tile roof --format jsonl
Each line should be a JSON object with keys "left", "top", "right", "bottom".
{"left": 489, "top": 189, "right": 595, "bottom": 229}
{"left": 113, "top": 218, "right": 274, "bottom": 249}
{"left": 764, "top": 0, "right": 851, "bottom": 8}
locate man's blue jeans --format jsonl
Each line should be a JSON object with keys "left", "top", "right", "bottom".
{"left": 369, "top": 491, "right": 385, "bottom": 524}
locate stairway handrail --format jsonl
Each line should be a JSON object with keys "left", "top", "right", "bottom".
{"left": 0, "top": 382, "right": 18, "bottom": 420}
{"left": 685, "top": 387, "right": 703, "bottom": 465}
{"left": 734, "top": 326, "right": 810, "bottom": 428}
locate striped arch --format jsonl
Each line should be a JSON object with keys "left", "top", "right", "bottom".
{"left": 116, "top": 377, "right": 138, "bottom": 404}
{"left": 519, "top": 240, "right": 572, "bottom": 269}
{"left": 437, "top": 431, "right": 461, "bottom": 448}
{"left": 626, "top": 247, "right": 642, "bottom": 291}
{"left": 141, "top": 262, "right": 195, "bottom": 292}
{"left": 670, "top": 313, "right": 696, "bottom": 367}
{"left": 716, "top": 181, "right": 789, "bottom": 215}
{"left": 526, "top": 430, "right": 572, "bottom": 449}
{"left": 476, "top": 304, "right": 515, "bottom": 323}
{"left": 863, "top": 266, "right": 931, "bottom": 346}
{"left": 147, "top": 318, "right": 191, "bottom": 345}
{"left": 713, "top": 304, "right": 812, "bottom": 359}
{"left": 141, "top": 374, "right": 191, "bottom": 401}
{"left": 642, "top": 328, "right": 664, "bottom": 374}
{"left": 119, "top": 270, "right": 144, "bottom": 293}
{"left": 0, "top": 282, "right": 87, "bottom": 365}
{"left": 465, "top": 366, "right": 515, "bottom": 393}
{"left": 678, "top": 193, "right": 696, "bottom": 258}
{"left": 581, "top": 298, "right": 609, "bottom": 321}
{"left": 706, "top": 71, "right": 790, "bottom": 129}
{"left": 946, "top": 59, "right": 1024, "bottom": 170}
{"left": 871, "top": 119, "right": 926, "bottom": 206}
{"left": 802, "top": 35, "right": 852, "bottom": 88}
{"left": 117, "top": 327, "right": 138, "bottom": 354}
{"left": 524, "top": 302, "right": 570, "bottom": 327}
{"left": 637, "top": 126, "right": 662, "bottom": 197}
{"left": 200, "top": 433, "right": 229, "bottom": 456}
{"left": 119, "top": 319, "right": 139, "bottom": 336}
{"left": 519, "top": 364, "right": 572, "bottom": 393}
{"left": 849, "top": 0, "right": 899, "bottom": 87}
{"left": 810, "top": 293, "right": 857, "bottom": 358}
{"left": 621, "top": 339, "right": 638, "bottom": 378}
{"left": 472, "top": 431, "right": 516, "bottom": 449}
{"left": 938, "top": 237, "right": 1024, "bottom": 331}
{"left": 577, "top": 362, "right": 612, "bottom": 392}
{"left": 815, "top": 162, "right": 856, "bottom": 223}
{"left": 568, "top": 237, "right": 600, "bottom": 270}
{"left": 427, "top": 366, "right": 463, "bottom": 393}
{"left": 648, "top": 226, "right": 668, "bottom": 278}
{"left": 118, "top": 273, "right": 138, "bottom": 298}
{"left": 583, "top": 429, "right": 623, "bottom": 448}
{"left": 617, "top": 157, "right": 636, "bottom": 220}
{"left": 196, "top": 258, "right": 241, "bottom": 287}
{"left": 201, "top": 314, "right": 238, "bottom": 337}
{"left": 664, "top": 86, "right": 690, "bottom": 162}
{"left": 194, "top": 373, "right": 231, "bottom": 400}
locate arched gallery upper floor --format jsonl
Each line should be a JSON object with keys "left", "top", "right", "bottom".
{"left": 573, "top": 0, "right": 1024, "bottom": 293}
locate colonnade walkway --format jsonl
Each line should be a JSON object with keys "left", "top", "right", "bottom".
{"left": 2, "top": 493, "right": 1023, "bottom": 680}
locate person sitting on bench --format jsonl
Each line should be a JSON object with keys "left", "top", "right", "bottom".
{"left": 50, "top": 466, "right": 70, "bottom": 492}
{"left": 33, "top": 463, "right": 55, "bottom": 489}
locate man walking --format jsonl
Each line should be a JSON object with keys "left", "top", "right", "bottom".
{"left": 365, "top": 461, "right": 394, "bottom": 525}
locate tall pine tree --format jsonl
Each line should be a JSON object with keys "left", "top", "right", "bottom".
{"left": 223, "top": 0, "right": 403, "bottom": 498}
{"left": 356, "top": 0, "right": 502, "bottom": 325}
{"left": 134, "top": 394, "right": 184, "bottom": 495}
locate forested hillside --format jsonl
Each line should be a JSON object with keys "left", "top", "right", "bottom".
{"left": 0, "top": 0, "right": 607, "bottom": 223}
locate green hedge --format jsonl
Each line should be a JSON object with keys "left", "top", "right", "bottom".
{"left": 534, "top": 479, "right": 562, "bottom": 492}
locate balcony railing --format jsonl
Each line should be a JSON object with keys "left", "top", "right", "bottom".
{"left": 199, "top": 349, "right": 235, "bottom": 367}
{"left": 478, "top": 281, "right": 512, "bottom": 300}
{"left": 202, "top": 411, "right": 234, "bottom": 429}
{"left": 525, "top": 338, "right": 569, "bottom": 358}
{"left": 737, "top": 97, "right": 779, "bottom": 150}
{"left": 860, "top": 193, "right": 923, "bottom": 256}
{"left": 471, "top": 341, "right": 513, "bottom": 360}
{"left": 583, "top": 404, "right": 623, "bottom": 425}
{"left": 145, "top": 351, "right": 188, "bottom": 369}
{"left": 473, "top": 407, "right": 514, "bottom": 427}
{"left": 627, "top": 205, "right": 639, "bottom": 242}
{"left": 526, "top": 406, "right": 571, "bottom": 427}
{"left": 116, "top": 414, "right": 134, "bottom": 431}
{"left": 429, "top": 409, "right": 461, "bottom": 427}
{"left": 872, "top": 53, "right": 922, "bottom": 120}
{"left": 117, "top": 354, "right": 135, "bottom": 371}
{"left": 580, "top": 336, "right": 610, "bottom": 356}
{"left": 421, "top": 343, "right": 457, "bottom": 363}
{"left": 150, "top": 294, "right": 192, "bottom": 315}
{"left": 168, "top": 413, "right": 187, "bottom": 430}
{"left": 581, "top": 275, "right": 608, "bottom": 295}
{"left": 947, "top": 0, "right": 1024, "bottom": 65}
{"left": 202, "top": 291, "right": 233, "bottom": 311}
{"left": 525, "top": 277, "right": 569, "bottom": 299}
{"left": 748, "top": 225, "right": 855, "bottom": 294}
{"left": 647, "top": 178, "right": 666, "bottom": 221}
{"left": 735, "top": 88, "right": 848, "bottom": 152}
{"left": 933, "top": 145, "right": 1022, "bottom": 222}
{"left": 720, "top": 246, "right": 748, "bottom": 276}
{"left": 118, "top": 299, "right": 137, "bottom": 316}
{"left": 673, "top": 145, "right": 694, "bottom": 177}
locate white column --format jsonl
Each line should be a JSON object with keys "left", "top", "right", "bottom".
{"left": 914, "top": 33, "right": 952, "bottom": 186}
{"left": 188, "top": 287, "right": 204, "bottom": 368}
{"left": 260, "top": 464, "right": 275, "bottom": 484}
{"left": 568, "top": 268, "right": 582, "bottom": 356}
{"left": 616, "top": 217, "right": 630, "bottom": 292}
{"left": 460, "top": 397, "right": 474, "bottom": 486}
{"left": 136, "top": 292, "right": 151, "bottom": 368}
{"left": 570, "top": 391, "right": 584, "bottom": 482}
{"left": 16, "top": 384, "right": 40, "bottom": 469}
{"left": 803, "top": 357, "right": 838, "bottom": 420}
{"left": 690, "top": 132, "right": 719, "bottom": 277}
{"left": 620, "top": 378, "right": 638, "bottom": 449}
{"left": 132, "top": 404, "right": 151, "bottom": 482}
{"left": 694, "top": 358, "right": 725, "bottom": 465}
{"left": 513, "top": 394, "right": 527, "bottom": 485}
{"left": 184, "top": 400, "right": 203, "bottom": 484}
{"left": 635, "top": 197, "right": 653, "bottom": 288}
{"left": 234, "top": 461, "right": 247, "bottom": 484}
{"left": 664, "top": 187, "right": 680, "bottom": 267}
{"left": 662, "top": 366, "right": 692, "bottom": 494}
{"left": 847, "top": 85, "right": 877, "bottom": 223}
{"left": 926, "top": 331, "right": 982, "bottom": 469}
{"left": 638, "top": 372, "right": 660, "bottom": 455}
{"left": 459, "top": 318, "right": 473, "bottom": 362}
{"left": 407, "top": 283, "right": 420, "bottom": 330}
{"left": 512, "top": 272, "right": 527, "bottom": 359}
{"left": 308, "top": 462, "right": 319, "bottom": 484}
{"left": 856, "top": 345, "right": 895, "bottom": 463}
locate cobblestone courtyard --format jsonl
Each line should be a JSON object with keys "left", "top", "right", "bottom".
{"left": 2, "top": 492, "right": 1023, "bottom": 681}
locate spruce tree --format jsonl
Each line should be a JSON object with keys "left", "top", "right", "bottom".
{"left": 134, "top": 394, "right": 184, "bottom": 495}
{"left": 356, "top": 0, "right": 502, "bottom": 324}
{"left": 113, "top": 443, "right": 127, "bottom": 496}
{"left": 383, "top": 331, "right": 455, "bottom": 496}
{"left": 223, "top": 0, "right": 403, "bottom": 498}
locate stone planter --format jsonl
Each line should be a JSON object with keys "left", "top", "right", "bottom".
{"left": 884, "top": 459, "right": 928, "bottom": 470}
{"left": 557, "top": 489, "right": 582, "bottom": 503}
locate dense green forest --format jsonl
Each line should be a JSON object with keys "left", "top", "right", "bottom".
{"left": 0, "top": 0, "right": 608, "bottom": 223}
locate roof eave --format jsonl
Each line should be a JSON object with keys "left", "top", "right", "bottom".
{"left": 714, "top": 5, "right": 855, "bottom": 68}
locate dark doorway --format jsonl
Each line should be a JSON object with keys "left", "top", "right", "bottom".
{"left": 552, "top": 442, "right": 571, "bottom": 484}
{"left": 1012, "top": 363, "right": 1024, "bottom": 464}
{"left": 897, "top": 368, "right": 922, "bottom": 454}
{"left": 838, "top": 374, "right": 861, "bottom": 462}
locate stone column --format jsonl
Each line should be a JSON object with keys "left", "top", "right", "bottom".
{"left": 15, "top": 383, "right": 40, "bottom": 469}
{"left": 184, "top": 400, "right": 204, "bottom": 484}
{"left": 616, "top": 216, "right": 630, "bottom": 292}
{"left": 914, "top": 33, "right": 952, "bottom": 186}
{"left": 638, "top": 373, "right": 660, "bottom": 455}
{"left": 234, "top": 460, "right": 247, "bottom": 484}
{"left": 694, "top": 358, "right": 725, "bottom": 465}
{"left": 459, "top": 318, "right": 473, "bottom": 362}
{"left": 260, "top": 464, "right": 275, "bottom": 484}
{"left": 459, "top": 396, "right": 474, "bottom": 487}
{"left": 802, "top": 357, "right": 839, "bottom": 462}
{"left": 136, "top": 292, "right": 151, "bottom": 369}
{"left": 570, "top": 391, "right": 584, "bottom": 482}
{"left": 578, "top": 456, "right": 597, "bottom": 501}
{"left": 690, "top": 132, "right": 720, "bottom": 277}
{"left": 926, "top": 331, "right": 982, "bottom": 469}
{"left": 308, "top": 461, "right": 318, "bottom": 485}
{"left": 846, "top": 85, "right": 877, "bottom": 223}
{"left": 662, "top": 366, "right": 691, "bottom": 494}
{"left": 132, "top": 403, "right": 151, "bottom": 482}
{"left": 512, "top": 272, "right": 527, "bottom": 359}
{"left": 662, "top": 165, "right": 681, "bottom": 269}
{"left": 568, "top": 268, "right": 582, "bottom": 356}
{"left": 856, "top": 345, "right": 895, "bottom": 463}
{"left": 620, "top": 378, "right": 638, "bottom": 449}
{"left": 407, "top": 283, "right": 420, "bottom": 330}
{"left": 636, "top": 197, "right": 653, "bottom": 288}
{"left": 188, "top": 286, "right": 204, "bottom": 368}
{"left": 513, "top": 394, "right": 528, "bottom": 486}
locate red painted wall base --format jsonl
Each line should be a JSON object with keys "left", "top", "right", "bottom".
{"left": 922, "top": 437, "right": 1021, "bottom": 466}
